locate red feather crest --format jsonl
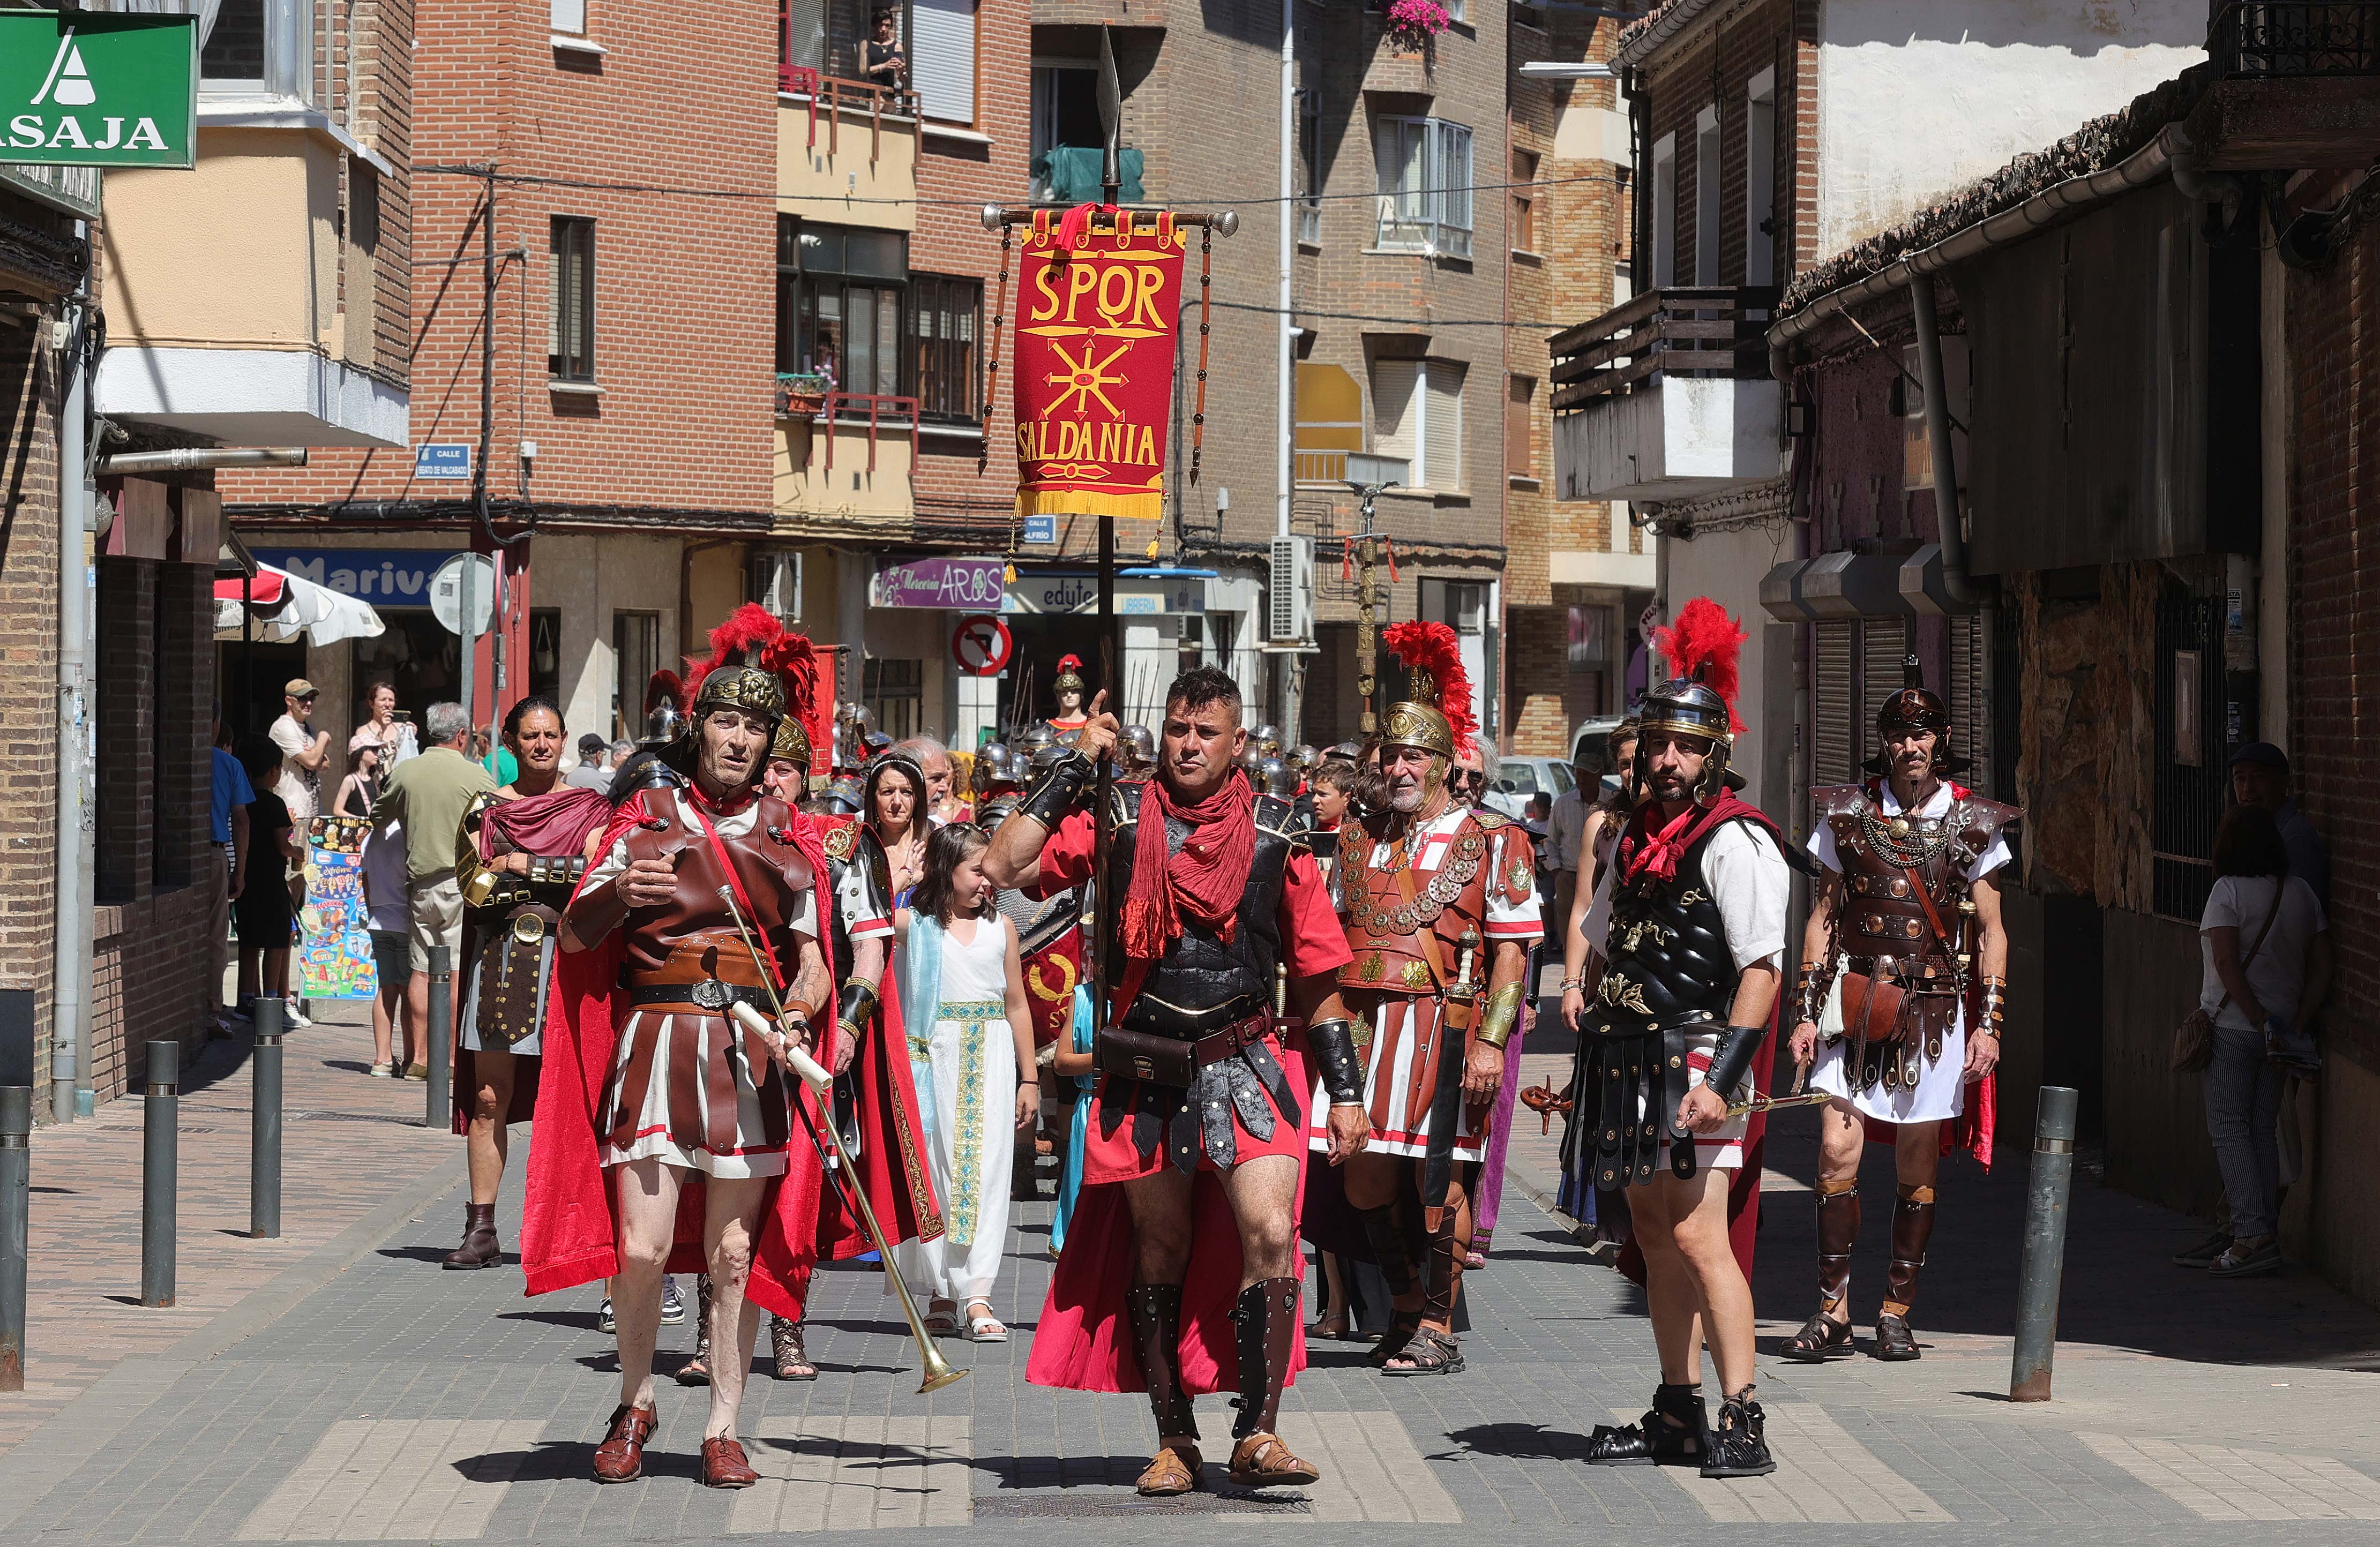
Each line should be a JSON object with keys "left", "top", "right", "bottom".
{"left": 642, "top": 670, "right": 684, "bottom": 717}
{"left": 1382, "top": 619, "right": 1478, "bottom": 756}
{"left": 1653, "top": 597, "right": 1746, "bottom": 734}
{"left": 761, "top": 630, "right": 832, "bottom": 773}
{"left": 681, "top": 604, "right": 827, "bottom": 746}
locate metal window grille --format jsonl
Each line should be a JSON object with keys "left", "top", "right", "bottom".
{"left": 2210, "top": 2, "right": 2380, "bottom": 78}
{"left": 1860, "top": 617, "right": 1907, "bottom": 753}
{"left": 1948, "top": 611, "right": 1990, "bottom": 798}
{"left": 2152, "top": 592, "right": 2227, "bottom": 921}
{"left": 550, "top": 217, "right": 595, "bottom": 381}
{"left": 1814, "top": 621, "right": 1855, "bottom": 786}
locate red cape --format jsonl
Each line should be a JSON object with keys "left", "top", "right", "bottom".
{"left": 1026, "top": 1037, "right": 1313, "bottom": 1398}
{"left": 518, "top": 787, "right": 940, "bottom": 1315}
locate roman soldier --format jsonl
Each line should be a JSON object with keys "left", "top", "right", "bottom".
{"left": 1045, "top": 655, "right": 1091, "bottom": 739}
{"left": 987, "top": 669, "right": 1369, "bottom": 1497}
{"left": 523, "top": 605, "right": 938, "bottom": 1490}
{"left": 1575, "top": 598, "right": 1792, "bottom": 1479}
{"left": 1327, "top": 621, "right": 1540, "bottom": 1377}
{"left": 1784, "top": 654, "right": 2015, "bottom": 1364}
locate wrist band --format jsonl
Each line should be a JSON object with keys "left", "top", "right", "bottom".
{"left": 1560, "top": 977, "right": 1586, "bottom": 992}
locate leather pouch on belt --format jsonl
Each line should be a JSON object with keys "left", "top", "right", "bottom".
{"left": 1093, "top": 1028, "right": 1199, "bottom": 1089}
{"left": 1838, "top": 970, "right": 1911, "bottom": 1045}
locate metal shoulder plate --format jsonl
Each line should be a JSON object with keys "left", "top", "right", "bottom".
{"left": 1954, "top": 794, "right": 2022, "bottom": 856}
{"left": 1811, "top": 784, "right": 1869, "bottom": 820}
{"left": 820, "top": 819, "right": 857, "bottom": 862}
{"left": 1471, "top": 808, "right": 1511, "bottom": 832}
{"left": 1254, "top": 792, "right": 1307, "bottom": 849}
{"left": 1109, "top": 778, "right": 1140, "bottom": 832}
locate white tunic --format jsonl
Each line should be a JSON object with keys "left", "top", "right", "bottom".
{"left": 894, "top": 914, "right": 1017, "bottom": 1304}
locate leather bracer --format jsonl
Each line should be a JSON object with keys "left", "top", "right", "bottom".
{"left": 1305, "top": 1018, "right": 1365, "bottom": 1106}
{"left": 1706, "top": 1022, "right": 1766, "bottom": 1095}
{"left": 1019, "top": 750, "right": 1095, "bottom": 829}
{"left": 564, "top": 873, "right": 630, "bottom": 944}
{"left": 836, "top": 978, "right": 880, "bottom": 1042}
{"left": 1793, "top": 959, "right": 1832, "bottom": 1030}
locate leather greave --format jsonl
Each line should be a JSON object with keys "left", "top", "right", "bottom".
{"left": 1816, "top": 1182, "right": 1860, "bottom": 1314}
{"left": 1882, "top": 1184, "right": 1936, "bottom": 1316}
{"left": 1358, "top": 1202, "right": 1417, "bottom": 1296}
{"left": 1126, "top": 1283, "right": 1197, "bottom": 1440}
{"left": 1421, "top": 1216, "right": 1461, "bottom": 1325}
{"left": 1229, "top": 1277, "right": 1300, "bottom": 1438}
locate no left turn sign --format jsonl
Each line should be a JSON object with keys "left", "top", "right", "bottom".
{"left": 951, "top": 613, "right": 1014, "bottom": 676}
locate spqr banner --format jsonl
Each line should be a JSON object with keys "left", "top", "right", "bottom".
{"left": 1012, "top": 207, "right": 1187, "bottom": 522}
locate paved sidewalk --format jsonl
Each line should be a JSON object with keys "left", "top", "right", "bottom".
{"left": 2, "top": 1000, "right": 462, "bottom": 1454}
{"left": 3, "top": 1000, "right": 2378, "bottom": 1545}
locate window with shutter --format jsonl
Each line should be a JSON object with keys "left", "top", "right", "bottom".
{"left": 1423, "top": 361, "right": 1465, "bottom": 492}
{"left": 1814, "top": 621, "right": 1855, "bottom": 786}
{"left": 1948, "top": 611, "right": 1989, "bottom": 795}
{"left": 1371, "top": 357, "right": 1420, "bottom": 466}
{"left": 1506, "top": 376, "right": 1534, "bottom": 478}
{"left": 550, "top": 217, "right": 595, "bottom": 381}
{"left": 913, "top": 0, "right": 975, "bottom": 124}
{"left": 1861, "top": 619, "right": 1908, "bottom": 756}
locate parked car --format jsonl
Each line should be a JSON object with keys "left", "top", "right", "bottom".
{"left": 1568, "top": 716, "right": 1629, "bottom": 778}
{"left": 1481, "top": 756, "right": 1575, "bottom": 821}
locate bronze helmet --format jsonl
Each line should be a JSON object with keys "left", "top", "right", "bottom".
{"left": 1633, "top": 673, "right": 1739, "bottom": 804}
{"left": 1866, "top": 652, "right": 1966, "bottom": 775}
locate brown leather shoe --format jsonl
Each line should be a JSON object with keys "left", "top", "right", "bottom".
{"left": 1228, "top": 1431, "right": 1319, "bottom": 1488}
{"left": 1135, "top": 1443, "right": 1202, "bottom": 1496}
{"left": 441, "top": 1204, "right": 500, "bottom": 1270}
{"left": 700, "top": 1436, "right": 760, "bottom": 1489}
{"left": 593, "top": 1402, "right": 656, "bottom": 1483}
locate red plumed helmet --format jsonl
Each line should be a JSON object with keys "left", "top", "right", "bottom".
{"left": 1651, "top": 597, "right": 1746, "bottom": 735}
{"left": 682, "top": 602, "right": 794, "bottom": 724}
{"left": 1382, "top": 619, "right": 1477, "bottom": 759}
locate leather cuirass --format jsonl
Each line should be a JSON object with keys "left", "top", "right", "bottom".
{"left": 615, "top": 791, "right": 813, "bottom": 976}
{"left": 1591, "top": 822, "right": 1742, "bottom": 1035}
{"left": 1108, "top": 785, "right": 1298, "bottom": 1035}
{"left": 1815, "top": 783, "right": 2018, "bottom": 981}
{"left": 1337, "top": 807, "right": 1504, "bottom": 996}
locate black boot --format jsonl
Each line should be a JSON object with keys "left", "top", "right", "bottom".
{"left": 1585, "top": 1383, "right": 1705, "bottom": 1466}
{"left": 1875, "top": 1183, "right": 1936, "bottom": 1361}
{"left": 441, "top": 1204, "right": 500, "bottom": 1270}
{"left": 1700, "top": 1388, "right": 1777, "bottom": 1478}
{"left": 1227, "top": 1278, "right": 1319, "bottom": 1487}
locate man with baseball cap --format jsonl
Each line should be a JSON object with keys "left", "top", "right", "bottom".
{"left": 2228, "top": 742, "right": 2327, "bottom": 903}
{"left": 268, "top": 679, "right": 333, "bottom": 1023}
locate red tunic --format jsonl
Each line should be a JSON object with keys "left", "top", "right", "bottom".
{"left": 1024, "top": 800, "right": 1350, "bottom": 1400}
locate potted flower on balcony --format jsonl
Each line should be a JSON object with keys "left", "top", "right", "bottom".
{"left": 776, "top": 371, "right": 830, "bottom": 417}
{"left": 1383, "top": 0, "right": 1451, "bottom": 56}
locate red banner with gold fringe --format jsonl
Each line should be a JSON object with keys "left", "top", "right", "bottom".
{"left": 1011, "top": 206, "right": 1186, "bottom": 522}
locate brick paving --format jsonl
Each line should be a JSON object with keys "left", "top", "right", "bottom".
{"left": 5, "top": 996, "right": 2380, "bottom": 1544}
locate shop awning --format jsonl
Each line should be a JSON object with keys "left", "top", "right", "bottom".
{"left": 214, "top": 562, "right": 386, "bottom": 645}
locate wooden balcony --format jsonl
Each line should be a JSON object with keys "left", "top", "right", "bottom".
{"left": 1550, "top": 286, "right": 1783, "bottom": 502}
{"left": 2191, "top": 3, "right": 2380, "bottom": 169}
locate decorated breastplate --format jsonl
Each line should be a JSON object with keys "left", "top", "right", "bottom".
{"left": 1339, "top": 810, "right": 1495, "bottom": 995}
{"left": 619, "top": 794, "right": 808, "bottom": 975}
{"left": 1593, "top": 825, "right": 1738, "bottom": 1035}
{"left": 1819, "top": 785, "right": 2010, "bottom": 974}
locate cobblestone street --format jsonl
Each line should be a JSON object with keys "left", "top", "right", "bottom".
{"left": 5, "top": 1003, "right": 2380, "bottom": 1545}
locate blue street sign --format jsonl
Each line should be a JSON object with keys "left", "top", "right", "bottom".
{"left": 414, "top": 442, "right": 471, "bottom": 480}
{"left": 1022, "top": 513, "right": 1056, "bottom": 545}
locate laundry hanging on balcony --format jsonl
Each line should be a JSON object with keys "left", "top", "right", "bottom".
{"left": 1008, "top": 205, "right": 1186, "bottom": 522}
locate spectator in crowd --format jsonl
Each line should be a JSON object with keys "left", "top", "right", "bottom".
{"left": 360, "top": 679, "right": 418, "bottom": 770}
{"left": 362, "top": 807, "right": 410, "bottom": 1077}
{"left": 862, "top": 9, "right": 907, "bottom": 86}
{"left": 376, "top": 702, "right": 496, "bottom": 1080}
{"left": 270, "top": 678, "right": 331, "bottom": 826}
{"left": 209, "top": 714, "right": 255, "bottom": 1031}
{"left": 233, "top": 736, "right": 302, "bottom": 1020}
{"left": 610, "top": 737, "right": 633, "bottom": 769}
{"left": 2228, "top": 742, "right": 2329, "bottom": 904}
{"left": 566, "top": 733, "right": 613, "bottom": 791}
{"left": 866, "top": 754, "right": 930, "bottom": 906}
{"left": 1545, "top": 745, "right": 1598, "bottom": 954}
{"left": 894, "top": 735, "right": 963, "bottom": 825}
{"left": 2186, "top": 803, "right": 2330, "bottom": 1280}
{"left": 333, "top": 731, "right": 385, "bottom": 818}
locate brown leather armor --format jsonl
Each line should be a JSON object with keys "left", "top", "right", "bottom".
{"left": 609, "top": 790, "right": 821, "bottom": 1001}
{"left": 1813, "top": 782, "right": 2018, "bottom": 1089}
{"left": 1338, "top": 810, "right": 1505, "bottom": 997}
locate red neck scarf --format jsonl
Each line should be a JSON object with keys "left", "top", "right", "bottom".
{"left": 1119, "top": 769, "right": 1257, "bottom": 962}
{"left": 1621, "top": 802, "right": 1704, "bottom": 884}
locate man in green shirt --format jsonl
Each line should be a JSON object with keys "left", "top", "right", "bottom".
{"left": 377, "top": 701, "right": 496, "bottom": 1077}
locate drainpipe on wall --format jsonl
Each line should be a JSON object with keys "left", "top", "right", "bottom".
{"left": 52, "top": 280, "right": 92, "bottom": 1123}
{"left": 1907, "top": 276, "right": 1990, "bottom": 609}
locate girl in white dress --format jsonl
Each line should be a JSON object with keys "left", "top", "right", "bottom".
{"left": 893, "top": 823, "right": 1037, "bottom": 1341}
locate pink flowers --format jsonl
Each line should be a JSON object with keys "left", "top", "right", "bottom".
{"left": 1384, "top": 0, "right": 1451, "bottom": 52}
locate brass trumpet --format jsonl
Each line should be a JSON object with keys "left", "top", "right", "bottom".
{"left": 714, "top": 886, "right": 966, "bottom": 1395}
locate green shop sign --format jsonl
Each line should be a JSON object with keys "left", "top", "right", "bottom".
{"left": 1, "top": 12, "right": 195, "bottom": 169}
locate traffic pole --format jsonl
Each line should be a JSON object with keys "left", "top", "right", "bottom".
{"left": 141, "top": 1041, "right": 179, "bottom": 1308}
{"left": 251, "top": 997, "right": 284, "bottom": 1239}
{"left": 1, "top": 1085, "right": 29, "bottom": 1391}
{"left": 2009, "top": 1084, "right": 2080, "bottom": 1402}
{"left": 426, "top": 945, "right": 452, "bottom": 1130}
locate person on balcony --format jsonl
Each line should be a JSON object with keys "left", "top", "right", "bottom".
{"left": 862, "top": 11, "right": 907, "bottom": 88}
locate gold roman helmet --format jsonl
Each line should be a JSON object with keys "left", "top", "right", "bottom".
{"left": 1380, "top": 620, "right": 1473, "bottom": 764}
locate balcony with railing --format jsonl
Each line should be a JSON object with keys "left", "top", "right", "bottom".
{"left": 779, "top": 1, "right": 920, "bottom": 228}
{"left": 1549, "top": 286, "right": 1782, "bottom": 502}
{"left": 775, "top": 387, "right": 918, "bottom": 534}
{"left": 2192, "top": 3, "right": 2380, "bottom": 168}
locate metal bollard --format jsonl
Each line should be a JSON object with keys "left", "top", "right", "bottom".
{"left": 141, "top": 1040, "right": 179, "bottom": 1308}
{"left": 425, "top": 944, "right": 452, "bottom": 1130}
{"left": 2, "top": 1085, "right": 31, "bottom": 1392}
{"left": 2009, "top": 1084, "right": 2080, "bottom": 1402}
{"left": 251, "top": 998, "right": 284, "bottom": 1239}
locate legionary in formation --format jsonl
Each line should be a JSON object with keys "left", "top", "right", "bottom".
{"left": 990, "top": 669, "right": 1369, "bottom": 1498}
{"left": 1785, "top": 657, "right": 2016, "bottom": 1364}
{"left": 1574, "top": 598, "right": 1791, "bottom": 1480}
{"left": 1328, "top": 621, "right": 1540, "bottom": 1378}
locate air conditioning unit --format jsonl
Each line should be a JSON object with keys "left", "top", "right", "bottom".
{"left": 1267, "top": 536, "right": 1313, "bottom": 644}
{"left": 750, "top": 550, "right": 802, "bottom": 624}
